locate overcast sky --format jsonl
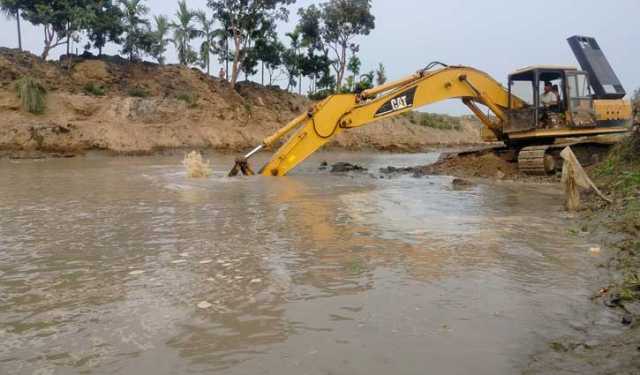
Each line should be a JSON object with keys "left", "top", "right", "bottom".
{"left": 1, "top": 0, "right": 638, "bottom": 114}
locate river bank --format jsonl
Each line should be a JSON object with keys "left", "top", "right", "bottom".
{"left": 524, "top": 129, "right": 640, "bottom": 374}
{"left": 0, "top": 49, "right": 480, "bottom": 158}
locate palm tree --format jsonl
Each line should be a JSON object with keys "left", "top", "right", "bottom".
{"left": 285, "top": 30, "right": 302, "bottom": 94}
{"left": 152, "top": 15, "right": 171, "bottom": 64}
{"left": 171, "top": 0, "right": 200, "bottom": 66}
{"left": 119, "top": 0, "right": 150, "bottom": 61}
{"left": 194, "top": 11, "right": 223, "bottom": 75}
{"left": 0, "top": 0, "right": 22, "bottom": 51}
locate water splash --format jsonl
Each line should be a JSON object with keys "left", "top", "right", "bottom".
{"left": 182, "top": 151, "right": 211, "bottom": 178}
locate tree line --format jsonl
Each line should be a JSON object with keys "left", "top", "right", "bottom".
{"left": 0, "top": 0, "right": 388, "bottom": 95}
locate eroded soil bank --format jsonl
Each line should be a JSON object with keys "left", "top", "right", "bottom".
{"left": 0, "top": 49, "right": 480, "bottom": 157}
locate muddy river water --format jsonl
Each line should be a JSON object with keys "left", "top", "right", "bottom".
{"left": 0, "top": 151, "right": 608, "bottom": 374}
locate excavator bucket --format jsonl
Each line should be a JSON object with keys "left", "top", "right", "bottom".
{"left": 228, "top": 158, "right": 255, "bottom": 177}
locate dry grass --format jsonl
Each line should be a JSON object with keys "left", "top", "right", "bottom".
{"left": 15, "top": 76, "right": 47, "bottom": 114}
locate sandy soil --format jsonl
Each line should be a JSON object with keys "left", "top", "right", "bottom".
{"left": 0, "top": 49, "right": 481, "bottom": 157}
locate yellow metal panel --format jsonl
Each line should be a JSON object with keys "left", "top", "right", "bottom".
{"left": 507, "top": 126, "right": 629, "bottom": 139}
{"left": 593, "top": 99, "right": 633, "bottom": 121}
{"left": 344, "top": 67, "right": 517, "bottom": 128}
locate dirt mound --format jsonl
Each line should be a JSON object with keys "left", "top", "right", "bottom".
{"left": 416, "top": 151, "right": 519, "bottom": 179}
{"left": 0, "top": 49, "right": 482, "bottom": 156}
{"left": 380, "top": 147, "right": 558, "bottom": 182}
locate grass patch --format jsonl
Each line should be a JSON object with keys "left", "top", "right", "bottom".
{"left": 402, "top": 111, "right": 462, "bottom": 131}
{"left": 348, "top": 259, "right": 366, "bottom": 274}
{"left": 127, "top": 86, "right": 150, "bottom": 98}
{"left": 593, "top": 129, "right": 640, "bottom": 234}
{"left": 243, "top": 101, "right": 252, "bottom": 115}
{"left": 83, "top": 82, "right": 107, "bottom": 96}
{"left": 175, "top": 92, "right": 199, "bottom": 108}
{"left": 595, "top": 131, "right": 640, "bottom": 195}
{"left": 15, "top": 76, "right": 47, "bottom": 114}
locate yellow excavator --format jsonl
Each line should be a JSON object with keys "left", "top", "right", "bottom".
{"left": 230, "top": 36, "right": 633, "bottom": 177}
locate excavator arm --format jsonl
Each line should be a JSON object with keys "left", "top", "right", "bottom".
{"left": 230, "top": 64, "right": 526, "bottom": 177}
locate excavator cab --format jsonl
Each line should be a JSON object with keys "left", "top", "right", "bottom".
{"left": 506, "top": 66, "right": 584, "bottom": 133}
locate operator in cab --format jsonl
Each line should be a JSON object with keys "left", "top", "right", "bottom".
{"left": 541, "top": 81, "right": 558, "bottom": 107}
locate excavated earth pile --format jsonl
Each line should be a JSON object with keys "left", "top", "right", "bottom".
{"left": 380, "top": 147, "right": 558, "bottom": 182}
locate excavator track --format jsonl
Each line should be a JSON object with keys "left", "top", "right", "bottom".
{"left": 517, "top": 146, "right": 557, "bottom": 175}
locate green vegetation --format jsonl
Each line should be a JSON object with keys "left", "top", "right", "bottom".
{"left": 0, "top": 0, "right": 23, "bottom": 50}
{"left": 348, "top": 259, "right": 366, "bottom": 274}
{"left": 171, "top": 0, "right": 199, "bottom": 66}
{"left": 15, "top": 76, "right": 46, "bottom": 114}
{"left": 208, "top": 0, "right": 295, "bottom": 88}
{"left": 127, "top": 86, "right": 149, "bottom": 97}
{"left": 402, "top": 111, "right": 463, "bottom": 131}
{"left": 308, "top": 89, "right": 333, "bottom": 101}
{"left": 585, "top": 128, "right": 640, "bottom": 318}
{"left": 175, "top": 91, "right": 198, "bottom": 107}
{"left": 83, "top": 82, "right": 107, "bottom": 96}
{"left": 596, "top": 131, "right": 640, "bottom": 195}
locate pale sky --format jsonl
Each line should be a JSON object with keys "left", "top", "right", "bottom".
{"left": 1, "top": 0, "right": 638, "bottom": 114}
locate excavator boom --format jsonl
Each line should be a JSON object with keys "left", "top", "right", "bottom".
{"left": 231, "top": 64, "right": 525, "bottom": 177}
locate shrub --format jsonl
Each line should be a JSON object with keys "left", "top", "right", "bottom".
{"left": 402, "top": 111, "right": 462, "bottom": 131}
{"left": 83, "top": 82, "right": 107, "bottom": 96}
{"left": 128, "top": 86, "right": 150, "bottom": 98}
{"left": 308, "top": 89, "right": 334, "bottom": 101}
{"left": 176, "top": 92, "right": 199, "bottom": 108}
{"left": 15, "top": 76, "right": 47, "bottom": 114}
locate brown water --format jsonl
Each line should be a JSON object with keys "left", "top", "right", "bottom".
{"left": 0, "top": 152, "right": 606, "bottom": 374}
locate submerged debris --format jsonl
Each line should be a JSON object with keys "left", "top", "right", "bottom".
{"left": 330, "top": 162, "right": 368, "bottom": 173}
{"left": 451, "top": 178, "right": 475, "bottom": 190}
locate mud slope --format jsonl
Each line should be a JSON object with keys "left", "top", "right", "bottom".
{"left": 0, "top": 49, "right": 480, "bottom": 156}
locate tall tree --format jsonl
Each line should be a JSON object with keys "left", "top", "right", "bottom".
{"left": 281, "top": 46, "right": 300, "bottom": 92}
{"left": 20, "top": 0, "right": 94, "bottom": 60}
{"left": 86, "top": 0, "right": 124, "bottom": 56}
{"left": 253, "top": 30, "right": 284, "bottom": 86}
{"left": 0, "top": 0, "right": 22, "bottom": 51}
{"left": 171, "top": 0, "right": 199, "bottom": 66}
{"left": 150, "top": 15, "right": 170, "bottom": 64}
{"left": 296, "top": 4, "right": 331, "bottom": 93}
{"left": 119, "top": 0, "right": 151, "bottom": 61}
{"left": 207, "top": 0, "right": 294, "bottom": 88}
{"left": 319, "top": 0, "right": 375, "bottom": 90}
{"left": 195, "top": 10, "right": 221, "bottom": 75}
{"left": 375, "top": 62, "right": 386, "bottom": 86}
{"left": 285, "top": 29, "right": 303, "bottom": 93}
{"left": 340, "top": 51, "right": 362, "bottom": 92}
